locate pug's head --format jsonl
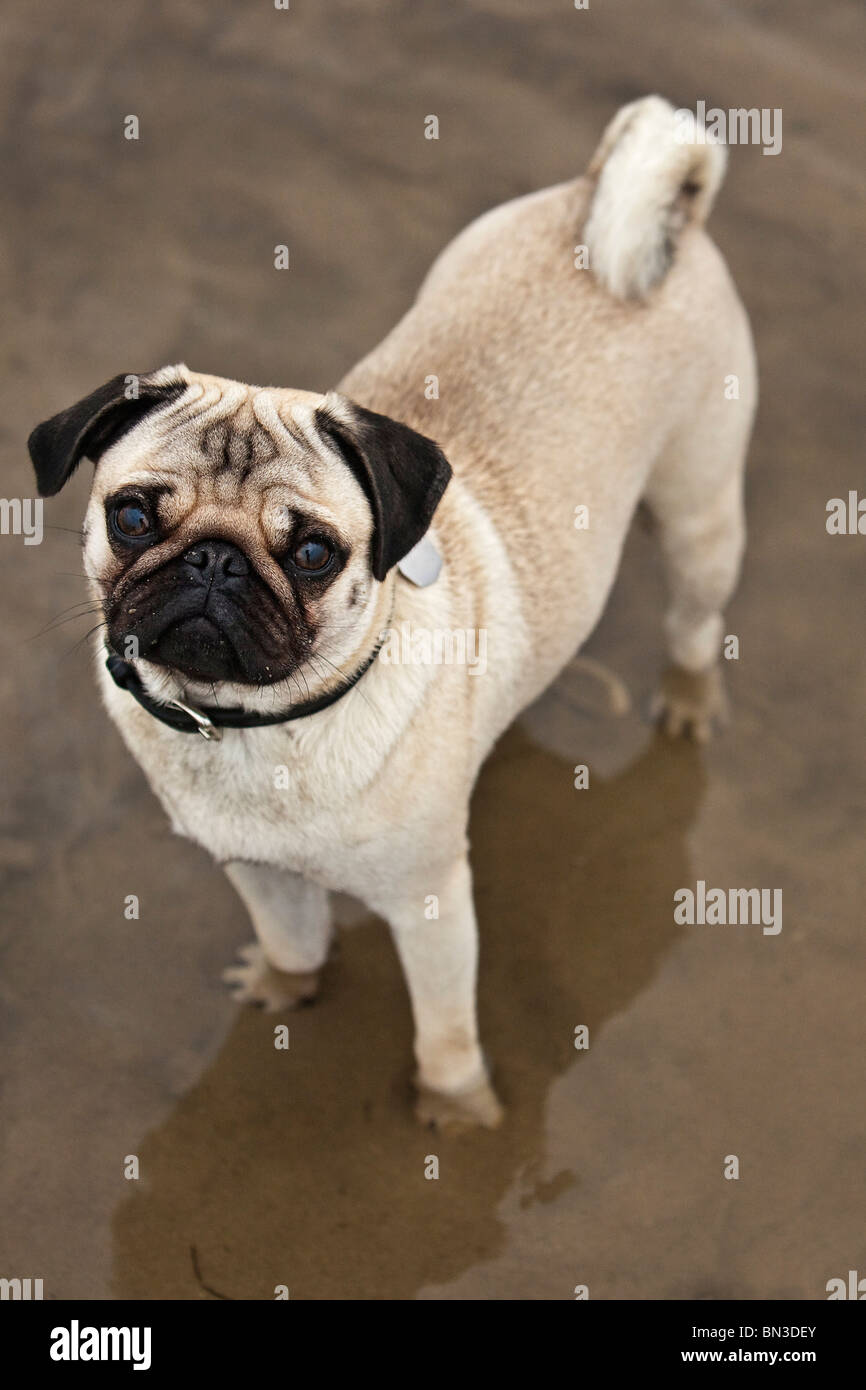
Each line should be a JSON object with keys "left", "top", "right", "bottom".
{"left": 28, "top": 365, "right": 451, "bottom": 704}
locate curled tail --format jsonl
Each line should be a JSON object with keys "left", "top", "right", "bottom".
{"left": 583, "top": 95, "right": 727, "bottom": 300}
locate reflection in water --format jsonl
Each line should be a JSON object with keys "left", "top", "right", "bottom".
{"left": 111, "top": 723, "right": 704, "bottom": 1299}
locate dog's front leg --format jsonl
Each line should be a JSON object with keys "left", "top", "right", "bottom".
{"left": 374, "top": 855, "right": 503, "bottom": 1131}
{"left": 221, "top": 862, "right": 332, "bottom": 1010}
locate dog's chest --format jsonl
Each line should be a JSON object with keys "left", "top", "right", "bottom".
{"left": 103, "top": 669, "right": 419, "bottom": 893}
{"left": 158, "top": 731, "right": 378, "bottom": 876}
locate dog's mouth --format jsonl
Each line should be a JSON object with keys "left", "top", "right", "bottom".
{"left": 152, "top": 614, "right": 242, "bottom": 684}
{"left": 105, "top": 542, "right": 312, "bottom": 686}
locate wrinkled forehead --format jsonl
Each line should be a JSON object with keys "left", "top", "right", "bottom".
{"left": 91, "top": 374, "right": 364, "bottom": 524}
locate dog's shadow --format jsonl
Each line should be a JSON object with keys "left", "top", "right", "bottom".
{"left": 111, "top": 720, "right": 704, "bottom": 1299}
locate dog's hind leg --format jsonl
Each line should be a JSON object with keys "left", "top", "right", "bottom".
{"left": 644, "top": 358, "right": 756, "bottom": 741}
{"left": 222, "top": 862, "right": 333, "bottom": 1010}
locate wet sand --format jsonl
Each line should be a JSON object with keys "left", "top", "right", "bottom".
{"left": 1, "top": 0, "right": 863, "bottom": 1298}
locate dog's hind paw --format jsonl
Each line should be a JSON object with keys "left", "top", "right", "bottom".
{"left": 414, "top": 1075, "right": 504, "bottom": 1133}
{"left": 650, "top": 663, "right": 729, "bottom": 744}
{"left": 222, "top": 942, "right": 320, "bottom": 1011}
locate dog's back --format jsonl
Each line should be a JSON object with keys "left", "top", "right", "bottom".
{"left": 340, "top": 96, "right": 756, "bottom": 707}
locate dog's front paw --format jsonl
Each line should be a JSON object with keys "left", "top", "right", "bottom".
{"left": 650, "top": 663, "right": 729, "bottom": 744}
{"left": 222, "top": 943, "right": 320, "bottom": 1011}
{"left": 414, "top": 1075, "right": 504, "bottom": 1133}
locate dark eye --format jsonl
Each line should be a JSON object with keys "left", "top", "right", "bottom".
{"left": 293, "top": 537, "right": 334, "bottom": 573}
{"left": 111, "top": 501, "right": 154, "bottom": 541}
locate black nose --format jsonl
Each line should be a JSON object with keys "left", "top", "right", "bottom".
{"left": 182, "top": 540, "right": 249, "bottom": 586}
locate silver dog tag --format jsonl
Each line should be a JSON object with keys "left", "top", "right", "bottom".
{"left": 397, "top": 534, "right": 442, "bottom": 587}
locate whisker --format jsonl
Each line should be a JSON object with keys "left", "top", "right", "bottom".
{"left": 30, "top": 605, "right": 104, "bottom": 640}
{"left": 62, "top": 620, "right": 107, "bottom": 662}
{"left": 305, "top": 651, "right": 378, "bottom": 715}
{"left": 46, "top": 599, "right": 101, "bottom": 619}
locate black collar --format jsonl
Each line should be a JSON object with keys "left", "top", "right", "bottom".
{"left": 105, "top": 642, "right": 383, "bottom": 741}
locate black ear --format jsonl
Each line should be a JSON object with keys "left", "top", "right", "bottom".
{"left": 28, "top": 371, "right": 188, "bottom": 497}
{"left": 314, "top": 395, "right": 452, "bottom": 581}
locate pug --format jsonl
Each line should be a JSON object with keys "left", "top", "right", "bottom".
{"left": 29, "top": 97, "right": 756, "bottom": 1129}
